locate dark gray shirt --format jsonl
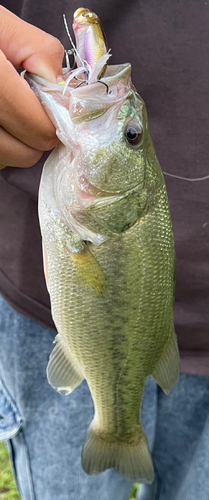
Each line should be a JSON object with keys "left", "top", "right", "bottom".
{"left": 0, "top": 0, "right": 208, "bottom": 374}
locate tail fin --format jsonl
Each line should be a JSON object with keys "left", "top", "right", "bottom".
{"left": 82, "top": 424, "right": 154, "bottom": 483}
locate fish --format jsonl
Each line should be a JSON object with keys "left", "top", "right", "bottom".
{"left": 72, "top": 7, "right": 108, "bottom": 77}
{"left": 26, "top": 16, "right": 180, "bottom": 484}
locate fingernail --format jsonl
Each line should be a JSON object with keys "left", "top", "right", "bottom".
{"left": 34, "top": 61, "right": 57, "bottom": 82}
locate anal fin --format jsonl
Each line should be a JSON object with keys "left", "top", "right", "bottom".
{"left": 47, "top": 334, "right": 84, "bottom": 395}
{"left": 152, "top": 332, "right": 180, "bottom": 394}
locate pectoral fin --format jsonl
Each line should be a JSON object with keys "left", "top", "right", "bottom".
{"left": 47, "top": 334, "right": 84, "bottom": 395}
{"left": 67, "top": 245, "right": 106, "bottom": 294}
{"left": 152, "top": 332, "right": 180, "bottom": 394}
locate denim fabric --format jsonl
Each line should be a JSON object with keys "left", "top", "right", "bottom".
{"left": 0, "top": 296, "right": 133, "bottom": 500}
{"left": 0, "top": 378, "right": 22, "bottom": 440}
{"left": 0, "top": 296, "right": 209, "bottom": 500}
{"left": 137, "top": 376, "right": 209, "bottom": 500}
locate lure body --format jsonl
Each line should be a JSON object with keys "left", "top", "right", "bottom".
{"left": 73, "top": 7, "right": 108, "bottom": 76}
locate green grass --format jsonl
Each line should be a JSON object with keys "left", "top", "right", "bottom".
{"left": 129, "top": 483, "right": 141, "bottom": 499}
{"left": 0, "top": 442, "right": 20, "bottom": 500}
{"left": 0, "top": 440, "right": 139, "bottom": 500}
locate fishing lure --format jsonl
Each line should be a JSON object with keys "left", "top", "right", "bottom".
{"left": 73, "top": 7, "right": 108, "bottom": 77}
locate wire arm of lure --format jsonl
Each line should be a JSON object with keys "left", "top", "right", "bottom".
{"left": 63, "top": 14, "right": 90, "bottom": 76}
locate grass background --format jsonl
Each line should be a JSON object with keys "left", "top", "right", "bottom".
{"left": 0, "top": 441, "right": 139, "bottom": 499}
{"left": 0, "top": 442, "right": 20, "bottom": 500}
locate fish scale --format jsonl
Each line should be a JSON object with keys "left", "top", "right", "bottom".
{"left": 27, "top": 14, "right": 180, "bottom": 481}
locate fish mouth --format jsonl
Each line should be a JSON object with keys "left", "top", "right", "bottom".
{"left": 76, "top": 173, "right": 108, "bottom": 199}
{"left": 76, "top": 171, "right": 121, "bottom": 200}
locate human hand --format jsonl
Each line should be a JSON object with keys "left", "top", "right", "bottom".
{"left": 0, "top": 6, "right": 64, "bottom": 169}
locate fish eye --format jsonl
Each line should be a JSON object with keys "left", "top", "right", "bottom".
{"left": 125, "top": 123, "right": 143, "bottom": 146}
{"left": 83, "top": 12, "right": 93, "bottom": 18}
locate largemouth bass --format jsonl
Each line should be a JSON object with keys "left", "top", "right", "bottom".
{"left": 26, "top": 16, "right": 179, "bottom": 483}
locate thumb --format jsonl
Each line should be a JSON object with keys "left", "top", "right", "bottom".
{"left": 0, "top": 6, "right": 64, "bottom": 81}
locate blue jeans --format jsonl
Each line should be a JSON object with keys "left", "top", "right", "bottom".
{"left": 0, "top": 296, "right": 209, "bottom": 500}
{"left": 137, "top": 366, "right": 209, "bottom": 500}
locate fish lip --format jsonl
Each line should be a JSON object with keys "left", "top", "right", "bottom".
{"left": 26, "top": 63, "right": 132, "bottom": 98}
{"left": 101, "top": 63, "right": 132, "bottom": 85}
{"left": 90, "top": 185, "right": 140, "bottom": 207}
{"left": 75, "top": 174, "right": 103, "bottom": 199}
{"left": 75, "top": 171, "right": 141, "bottom": 203}
{"left": 74, "top": 178, "right": 140, "bottom": 210}
{"left": 75, "top": 172, "right": 123, "bottom": 201}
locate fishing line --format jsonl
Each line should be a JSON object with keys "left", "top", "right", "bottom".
{"left": 163, "top": 171, "right": 209, "bottom": 182}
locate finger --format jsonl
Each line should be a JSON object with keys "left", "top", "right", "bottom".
{"left": 0, "top": 6, "right": 64, "bottom": 81}
{"left": 0, "top": 126, "right": 44, "bottom": 168}
{"left": 0, "top": 51, "right": 58, "bottom": 151}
